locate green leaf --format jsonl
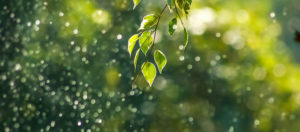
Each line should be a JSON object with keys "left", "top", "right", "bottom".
{"left": 154, "top": 50, "right": 167, "bottom": 74}
{"left": 167, "top": 0, "right": 175, "bottom": 9}
{"left": 128, "top": 34, "right": 139, "bottom": 56}
{"left": 134, "top": 49, "right": 140, "bottom": 69}
{"left": 176, "top": 0, "right": 184, "bottom": 9}
{"left": 133, "top": 0, "right": 141, "bottom": 9}
{"left": 184, "top": 28, "right": 188, "bottom": 48}
{"left": 139, "top": 31, "right": 153, "bottom": 55}
{"left": 141, "top": 62, "right": 157, "bottom": 87}
{"left": 138, "top": 14, "right": 158, "bottom": 31}
{"left": 184, "top": 2, "right": 191, "bottom": 15}
{"left": 168, "top": 18, "right": 177, "bottom": 35}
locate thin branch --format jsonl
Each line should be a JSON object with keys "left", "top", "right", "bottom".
{"left": 174, "top": 2, "right": 188, "bottom": 52}
{"left": 132, "top": 4, "right": 168, "bottom": 88}
{"left": 174, "top": 2, "right": 186, "bottom": 29}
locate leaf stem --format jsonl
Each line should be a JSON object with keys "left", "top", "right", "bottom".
{"left": 174, "top": 2, "right": 186, "bottom": 29}
{"left": 132, "top": 4, "right": 168, "bottom": 88}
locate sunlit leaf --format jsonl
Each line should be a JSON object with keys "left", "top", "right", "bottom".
{"left": 133, "top": 0, "right": 141, "bottom": 9}
{"left": 168, "top": 18, "right": 177, "bottom": 35}
{"left": 139, "top": 31, "right": 153, "bottom": 55}
{"left": 154, "top": 50, "right": 167, "bottom": 74}
{"left": 184, "top": 28, "right": 188, "bottom": 48}
{"left": 141, "top": 62, "right": 156, "bottom": 87}
{"left": 134, "top": 49, "right": 140, "bottom": 69}
{"left": 128, "top": 34, "right": 139, "bottom": 56}
{"left": 138, "top": 14, "right": 158, "bottom": 31}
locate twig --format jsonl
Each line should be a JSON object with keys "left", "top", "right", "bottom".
{"left": 174, "top": 2, "right": 186, "bottom": 29}
{"left": 132, "top": 4, "right": 168, "bottom": 88}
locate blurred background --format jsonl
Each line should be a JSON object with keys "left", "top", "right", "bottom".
{"left": 1, "top": 0, "right": 300, "bottom": 131}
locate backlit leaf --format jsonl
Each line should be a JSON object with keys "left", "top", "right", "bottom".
{"left": 138, "top": 14, "right": 158, "bottom": 31}
{"left": 133, "top": 0, "right": 141, "bottom": 9}
{"left": 128, "top": 34, "right": 139, "bottom": 56}
{"left": 139, "top": 31, "right": 153, "bottom": 55}
{"left": 154, "top": 50, "right": 167, "bottom": 74}
{"left": 134, "top": 49, "right": 140, "bottom": 69}
{"left": 141, "top": 62, "right": 157, "bottom": 87}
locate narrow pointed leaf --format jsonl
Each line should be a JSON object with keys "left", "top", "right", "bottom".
{"left": 134, "top": 49, "right": 140, "bottom": 69}
{"left": 168, "top": 18, "right": 177, "bottom": 35}
{"left": 184, "top": 28, "right": 188, "bottom": 48}
{"left": 128, "top": 34, "right": 139, "bottom": 56}
{"left": 133, "top": 0, "right": 141, "bottom": 9}
{"left": 138, "top": 14, "right": 158, "bottom": 31}
{"left": 139, "top": 31, "right": 153, "bottom": 55}
{"left": 154, "top": 50, "right": 167, "bottom": 74}
{"left": 141, "top": 62, "right": 156, "bottom": 87}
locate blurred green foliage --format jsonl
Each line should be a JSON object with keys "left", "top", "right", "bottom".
{"left": 1, "top": 0, "right": 300, "bottom": 132}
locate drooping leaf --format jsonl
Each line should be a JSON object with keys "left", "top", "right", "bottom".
{"left": 184, "top": 28, "right": 188, "bottom": 48}
{"left": 134, "top": 49, "right": 140, "bottom": 69}
{"left": 168, "top": 18, "right": 177, "bottom": 35}
{"left": 141, "top": 62, "right": 157, "bottom": 87}
{"left": 138, "top": 14, "right": 158, "bottom": 31}
{"left": 139, "top": 31, "right": 153, "bottom": 55}
{"left": 154, "top": 50, "right": 167, "bottom": 74}
{"left": 128, "top": 34, "right": 139, "bottom": 56}
{"left": 133, "top": 0, "right": 141, "bottom": 9}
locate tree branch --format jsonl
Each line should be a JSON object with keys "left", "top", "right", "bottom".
{"left": 132, "top": 4, "right": 168, "bottom": 88}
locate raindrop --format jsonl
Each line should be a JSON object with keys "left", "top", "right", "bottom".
{"left": 77, "top": 121, "right": 82, "bottom": 126}
{"left": 173, "top": 25, "right": 177, "bottom": 30}
{"left": 59, "top": 12, "right": 64, "bottom": 17}
{"left": 188, "top": 117, "right": 194, "bottom": 122}
{"left": 216, "top": 32, "right": 221, "bottom": 38}
{"left": 14, "top": 64, "right": 22, "bottom": 71}
{"left": 179, "top": 45, "right": 184, "bottom": 50}
{"left": 254, "top": 119, "right": 260, "bottom": 127}
{"left": 27, "top": 22, "right": 32, "bottom": 27}
{"left": 270, "top": 12, "right": 276, "bottom": 18}
{"left": 65, "top": 22, "right": 70, "bottom": 27}
{"left": 35, "top": 20, "right": 40, "bottom": 25}
{"left": 50, "top": 121, "right": 55, "bottom": 127}
{"left": 179, "top": 56, "right": 185, "bottom": 61}
{"left": 96, "top": 118, "right": 102, "bottom": 124}
{"left": 70, "top": 41, "right": 75, "bottom": 45}
{"left": 117, "top": 34, "right": 122, "bottom": 40}
{"left": 187, "top": 64, "right": 193, "bottom": 70}
{"left": 195, "top": 56, "right": 201, "bottom": 62}
{"left": 73, "top": 29, "right": 79, "bottom": 34}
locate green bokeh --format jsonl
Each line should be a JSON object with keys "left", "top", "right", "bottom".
{"left": 1, "top": 0, "right": 300, "bottom": 131}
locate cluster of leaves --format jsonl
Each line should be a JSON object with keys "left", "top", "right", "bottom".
{"left": 128, "top": 0, "right": 192, "bottom": 87}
